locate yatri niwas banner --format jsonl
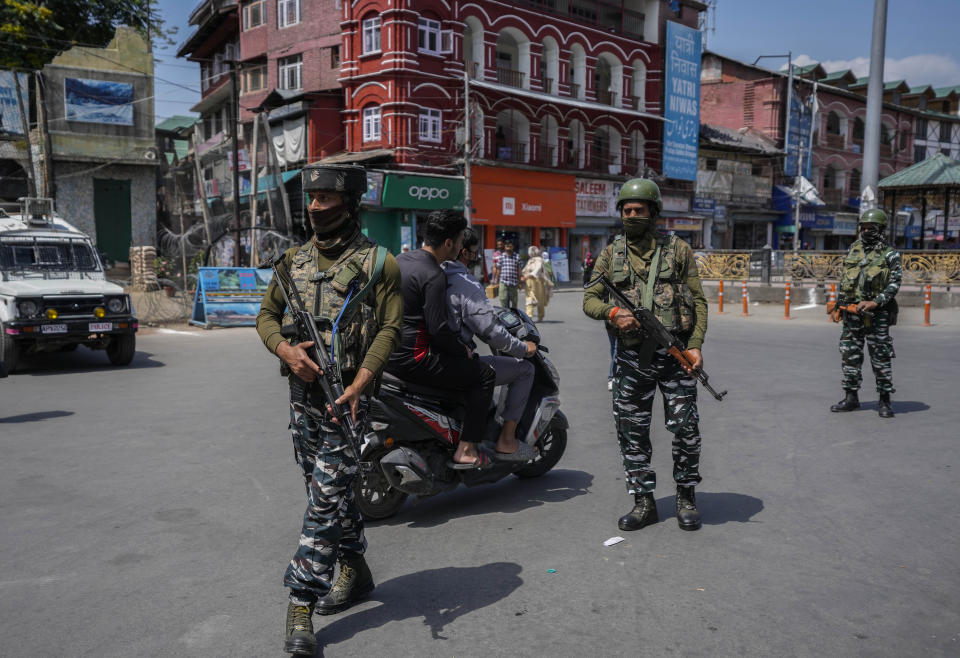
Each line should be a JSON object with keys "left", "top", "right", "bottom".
{"left": 662, "top": 21, "right": 702, "bottom": 181}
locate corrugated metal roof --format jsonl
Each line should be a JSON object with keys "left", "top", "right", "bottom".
{"left": 934, "top": 85, "right": 960, "bottom": 99}
{"left": 700, "top": 124, "right": 782, "bottom": 155}
{"left": 878, "top": 153, "right": 960, "bottom": 189}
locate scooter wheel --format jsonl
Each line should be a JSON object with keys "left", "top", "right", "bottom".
{"left": 353, "top": 458, "right": 409, "bottom": 520}
{"left": 514, "top": 421, "right": 567, "bottom": 479}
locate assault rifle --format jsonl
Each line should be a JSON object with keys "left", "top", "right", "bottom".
{"left": 826, "top": 300, "right": 874, "bottom": 323}
{"left": 261, "top": 255, "right": 367, "bottom": 466}
{"left": 585, "top": 274, "right": 728, "bottom": 401}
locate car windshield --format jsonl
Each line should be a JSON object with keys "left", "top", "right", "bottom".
{"left": 0, "top": 237, "right": 100, "bottom": 273}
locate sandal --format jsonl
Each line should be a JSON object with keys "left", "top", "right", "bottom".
{"left": 495, "top": 441, "right": 538, "bottom": 463}
{"left": 448, "top": 450, "right": 495, "bottom": 470}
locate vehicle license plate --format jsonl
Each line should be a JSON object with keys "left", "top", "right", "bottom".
{"left": 89, "top": 322, "right": 113, "bottom": 332}
{"left": 41, "top": 324, "right": 68, "bottom": 334}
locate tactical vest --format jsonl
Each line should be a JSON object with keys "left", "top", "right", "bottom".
{"left": 839, "top": 241, "right": 892, "bottom": 303}
{"left": 608, "top": 233, "right": 696, "bottom": 347}
{"left": 280, "top": 233, "right": 386, "bottom": 374}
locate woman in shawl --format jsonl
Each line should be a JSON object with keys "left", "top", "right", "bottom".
{"left": 522, "top": 245, "right": 554, "bottom": 322}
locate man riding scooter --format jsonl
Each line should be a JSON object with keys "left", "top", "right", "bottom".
{"left": 442, "top": 226, "right": 538, "bottom": 462}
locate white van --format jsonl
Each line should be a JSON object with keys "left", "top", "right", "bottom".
{"left": 0, "top": 198, "right": 137, "bottom": 376}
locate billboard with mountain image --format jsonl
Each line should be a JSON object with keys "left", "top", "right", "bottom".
{"left": 64, "top": 77, "right": 134, "bottom": 125}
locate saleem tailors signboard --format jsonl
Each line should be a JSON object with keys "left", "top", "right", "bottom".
{"left": 380, "top": 173, "right": 464, "bottom": 210}
{"left": 662, "top": 21, "right": 702, "bottom": 181}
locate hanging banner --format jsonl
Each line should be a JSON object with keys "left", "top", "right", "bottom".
{"left": 0, "top": 71, "right": 28, "bottom": 135}
{"left": 662, "top": 21, "right": 702, "bottom": 181}
{"left": 785, "top": 93, "right": 814, "bottom": 178}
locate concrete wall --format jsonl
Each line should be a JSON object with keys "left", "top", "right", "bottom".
{"left": 55, "top": 162, "right": 157, "bottom": 248}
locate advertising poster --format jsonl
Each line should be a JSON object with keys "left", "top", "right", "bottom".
{"left": 785, "top": 93, "right": 814, "bottom": 178}
{"left": 547, "top": 247, "right": 569, "bottom": 283}
{"left": 662, "top": 21, "right": 702, "bottom": 181}
{"left": 190, "top": 267, "right": 273, "bottom": 327}
{"left": 0, "top": 71, "right": 28, "bottom": 135}
{"left": 64, "top": 77, "right": 134, "bottom": 125}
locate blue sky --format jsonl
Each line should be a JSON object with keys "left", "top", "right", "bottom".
{"left": 151, "top": 0, "right": 960, "bottom": 123}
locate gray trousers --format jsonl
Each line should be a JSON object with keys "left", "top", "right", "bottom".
{"left": 480, "top": 354, "right": 534, "bottom": 422}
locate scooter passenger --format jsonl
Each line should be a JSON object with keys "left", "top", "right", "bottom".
{"left": 386, "top": 210, "right": 497, "bottom": 469}
{"left": 442, "top": 227, "right": 538, "bottom": 462}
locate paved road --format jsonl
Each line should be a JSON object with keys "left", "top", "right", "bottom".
{"left": 1, "top": 294, "right": 958, "bottom": 657}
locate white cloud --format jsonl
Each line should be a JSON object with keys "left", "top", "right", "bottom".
{"left": 785, "top": 53, "right": 960, "bottom": 88}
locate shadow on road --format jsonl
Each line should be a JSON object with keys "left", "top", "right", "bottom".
{"left": 654, "top": 492, "right": 764, "bottom": 526}
{"left": 0, "top": 410, "right": 74, "bottom": 423}
{"left": 14, "top": 349, "right": 164, "bottom": 376}
{"left": 318, "top": 562, "right": 523, "bottom": 648}
{"left": 370, "top": 469, "right": 593, "bottom": 529}
{"left": 858, "top": 400, "right": 930, "bottom": 414}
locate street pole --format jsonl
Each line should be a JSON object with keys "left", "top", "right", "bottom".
{"left": 793, "top": 141, "right": 803, "bottom": 252}
{"left": 228, "top": 64, "right": 242, "bottom": 267}
{"left": 861, "top": 0, "right": 888, "bottom": 209}
{"left": 784, "top": 52, "right": 793, "bottom": 176}
{"left": 463, "top": 70, "right": 472, "bottom": 227}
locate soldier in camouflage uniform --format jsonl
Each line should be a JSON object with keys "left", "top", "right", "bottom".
{"left": 256, "top": 165, "right": 402, "bottom": 655}
{"left": 829, "top": 208, "right": 901, "bottom": 419}
{"left": 583, "top": 179, "right": 708, "bottom": 532}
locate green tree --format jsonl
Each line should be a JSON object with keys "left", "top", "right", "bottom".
{"left": 0, "top": 0, "right": 173, "bottom": 70}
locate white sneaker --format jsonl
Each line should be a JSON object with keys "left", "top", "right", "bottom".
{"left": 607, "top": 379, "right": 613, "bottom": 391}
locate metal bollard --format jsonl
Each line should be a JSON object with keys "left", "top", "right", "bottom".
{"left": 784, "top": 281, "right": 792, "bottom": 319}
{"left": 741, "top": 280, "right": 748, "bottom": 316}
{"left": 717, "top": 280, "right": 725, "bottom": 314}
{"left": 923, "top": 284, "right": 932, "bottom": 326}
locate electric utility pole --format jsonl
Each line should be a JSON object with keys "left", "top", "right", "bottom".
{"left": 861, "top": 0, "right": 888, "bottom": 212}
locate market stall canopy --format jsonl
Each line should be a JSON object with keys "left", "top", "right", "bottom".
{"left": 878, "top": 153, "right": 960, "bottom": 190}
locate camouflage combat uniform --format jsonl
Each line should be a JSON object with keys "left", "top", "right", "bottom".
{"left": 257, "top": 231, "right": 402, "bottom": 605}
{"left": 584, "top": 232, "right": 708, "bottom": 495}
{"left": 837, "top": 239, "right": 902, "bottom": 394}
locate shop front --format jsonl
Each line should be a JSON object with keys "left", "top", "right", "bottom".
{"left": 660, "top": 193, "right": 704, "bottom": 248}
{"left": 470, "top": 165, "right": 576, "bottom": 279}
{"left": 360, "top": 170, "right": 464, "bottom": 255}
{"left": 572, "top": 178, "right": 623, "bottom": 278}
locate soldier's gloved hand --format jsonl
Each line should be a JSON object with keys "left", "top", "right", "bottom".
{"left": 612, "top": 308, "right": 641, "bottom": 332}
{"left": 857, "top": 300, "right": 878, "bottom": 314}
{"left": 277, "top": 340, "right": 322, "bottom": 383}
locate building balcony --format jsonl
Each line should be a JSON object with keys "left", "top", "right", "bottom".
{"left": 596, "top": 90, "right": 619, "bottom": 107}
{"left": 533, "top": 145, "right": 556, "bottom": 166}
{"left": 513, "top": 0, "right": 645, "bottom": 41}
{"left": 543, "top": 77, "right": 555, "bottom": 95}
{"left": 632, "top": 96, "right": 645, "bottom": 112}
{"left": 825, "top": 133, "right": 845, "bottom": 149}
{"left": 495, "top": 141, "right": 528, "bottom": 164}
{"left": 497, "top": 67, "right": 525, "bottom": 89}
{"left": 570, "top": 82, "right": 581, "bottom": 99}
{"left": 821, "top": 188, "right": 844, "bottom": 206}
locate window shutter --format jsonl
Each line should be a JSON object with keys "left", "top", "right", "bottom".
{"left": 440, "top": 30, "right": 453, "bottom": 54}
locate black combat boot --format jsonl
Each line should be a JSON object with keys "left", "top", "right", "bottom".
{"left": 830, "top": 390, "right": 859, "bottom": 412}
{"left": 283, "top": 601, "right": 316, "bottom": 656}
{"left": 316, "top": 556, "right": 375, "bottom": 616}
{"left": 617, "top": 492, "right": 659, "bottom": 531}
{"left": 878, "top": 392, "right": 895, "bottom": 418}
{"left": 676, "top": 485, "right": 702, "bottom": 531}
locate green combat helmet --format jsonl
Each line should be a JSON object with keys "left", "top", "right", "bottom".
{"left": 858, "top": 208, "right": 888, "bottom": 227}
{"left": 617, "top": 178, "right": 662, "bottom": 216}
{"left": 301, "top": 164, "right": 367, "bottom": 195}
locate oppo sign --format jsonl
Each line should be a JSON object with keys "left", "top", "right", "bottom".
{"left": 408, "top": 185, "right": 450, "bottom": 201}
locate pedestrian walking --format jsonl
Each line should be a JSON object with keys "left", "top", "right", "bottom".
{"left": 494, "top": 239, "right": 523, "bottom": 309}
{"left": 583, "top": 178, "right": 709, "bottom": 532}
{"left": 522, "top": 245, "right": 554, "bottom": 322}
{"left": 256, "top": 165, "right": 403, "bottom": 656}
{"left": 829, "top": 208, "right": 902, "bottom": 418}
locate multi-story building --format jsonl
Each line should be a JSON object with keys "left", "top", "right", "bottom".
{"left": 338, "top": 0, "right": 705, "bottom": 264}
{"left": 698, "top": 51, "right": 949, "bottom": 250}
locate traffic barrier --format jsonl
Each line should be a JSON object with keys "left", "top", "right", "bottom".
{"left": 923, "top": 284, "right": 932, "bottom": 326}
{"left": 828, "top": 283, "right": 836, "bottom": 305}
{"left": 741, "top": 280, "right": 748, "bottom": 316}
{"left": 717, "top": 280, "right": 725, "bottom": 314}
{"left": 784, "top": 282, "right": 792, "bottom": 319}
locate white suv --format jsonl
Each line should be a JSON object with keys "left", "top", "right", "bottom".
{"left": 0, "top": 198, "right": 137, "bottom": 376}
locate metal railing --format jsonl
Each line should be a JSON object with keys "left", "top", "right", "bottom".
{"left": 543, "top": 77, "right": 555, "bottom": 94}
{"left": 497, "top": 67, "right": 525, "bottom": 88}
{"left": 820, "top": 188, "right": 844, "bottom": 206}
{"left": 633, "top": 96, "right": 645, "bottom": 111}
{"left": 535, "top": 145, "right": 556, "bottom": 166}
{"left": 596, "top": 90, "right": 619, "bottom": 107}
{"left": 694, "top": 249, "right": 960, "bottom": 287}
{"left": 825, "top": 133, "right": 845, "bottom": 149}
{"left": 570, "top": 82, "right": 581, "bottom": 99}
{"left": 495, "top": 141, "right": 528, "bottom": 163}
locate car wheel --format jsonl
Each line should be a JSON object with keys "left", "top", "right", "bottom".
{"left": 106, "top": 334, "right": 136, "bottom": 366}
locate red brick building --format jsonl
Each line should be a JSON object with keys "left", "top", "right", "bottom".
{"left": 337, "top": 0, "right": 705, "bottom": 265}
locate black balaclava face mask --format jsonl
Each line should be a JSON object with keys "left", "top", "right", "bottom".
{"left": 622, "top": 216, "right": 654, "bottom": 241}
{"left": 860, "top": 224, "right": 883, "bottom": 249}
{"left": 309, "top": 204, "right": 350, "bottom": 238}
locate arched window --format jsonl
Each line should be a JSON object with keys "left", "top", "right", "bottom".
{"left": 823, "top": 165, "right": 837, "bottom": 190}
{"left": 541, "top": 37, "right": 560, "bottom": 94}
{"left": 632, "top": 60, "right": 646, "bottom": 111}
{"left": 853, "top": 117, "right": 865, "bottom": 142}
{"left": 463, "top": 16, "right": 484, "bottom": 78}
{"left": 849, "top": 168, "right": 861, "bottom": 195}
{"left": 629, "top": 130, "right": 645, "bottom": 172}
{"left": 594, "top": 53, "right": 622, "bottom": 107}
{"left": 826, "top": 112, "right": 841, "bottom": 135}
{"left": 540, "top": 115, "right": 559, "bottom": 166}
{"left": 565, "top": 119, "right": 584, "bottom": 167}
{"left": 362, "top": 104, "right": 381, "bottom": 142}
{"left": 569, "top": 43, "right": 586, "bottom": 100}
{"left": 495, "top": 28, "right": 530, "bottom": 89}
{"left": 495, "top": 109, "right": 530, "bottom": 163}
